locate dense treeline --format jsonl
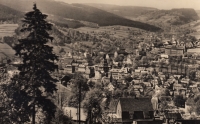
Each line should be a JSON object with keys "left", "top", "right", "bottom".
{"left": 0, "top": 4, "right": 23, "bottom": 23}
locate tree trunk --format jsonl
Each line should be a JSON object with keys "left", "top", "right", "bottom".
{"left": 32, "top": 103, "right": 35, "bottom": 124}
{"left": 79, "top": 82, "right": 81, "bottom": 124}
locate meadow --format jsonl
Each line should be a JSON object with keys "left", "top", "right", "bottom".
{"left": 0, "top": 24, "right": 18, "bottom": 37}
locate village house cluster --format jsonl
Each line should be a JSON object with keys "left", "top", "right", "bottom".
{"left": 1, "top": 30, "right": 200, "bottom": 124}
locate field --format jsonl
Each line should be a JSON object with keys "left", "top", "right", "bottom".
{"left": 0, "top": 24, "right": 19, "bottom": 59}
{"left": 0, "top": 24, "right": 18, "bottom": 37}
{"left": 0, "top": 43, "right": 15, "bottom": 58}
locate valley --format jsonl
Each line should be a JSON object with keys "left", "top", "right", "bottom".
{"left": 0, "top": 0, "right": 200, "bottom": 124}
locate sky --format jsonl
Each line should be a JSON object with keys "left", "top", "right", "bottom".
{"left": 55, "top": 0, "right": 200, "bottom": 10}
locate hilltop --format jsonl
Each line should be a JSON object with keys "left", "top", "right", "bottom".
{"left": 0, "top": 0, "right": 161, "bottom": 31}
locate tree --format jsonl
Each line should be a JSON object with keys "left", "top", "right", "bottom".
{"left": 94, "top": 56, "right": 101, "bottom": 64}
{"left": 51, "top": 107, "right": 73, "bottom": 124}
{"left": 124, "top": 75, "right": 133, "bottom": 83}
{"left": 114, "top": 54, "right": 124, "bottom": 62}
{"left": 185, "top": 95, "right": 200, "bottom": 115}
{"left": 2, "top": 4, "right": 58, "bottom": 124}
{"left": 173, "top": 95, "right": 186, "bottom": 107}
{"left": 59, "top": 48, "right": 65, "bottom": 53}
{"left": 112, "top": 89, "right": 123, "bottom": 99}
{"left": 68, "top": 72, "right": 89, "bottom": 107}
{"left": 82, "top": 88, "right": 103, "bottom": 123}
{"left": 189, "top": 70, "right": 196, "bottom": 81}
{"left": 82, "top": 87, "right": 111, "bottom": 124}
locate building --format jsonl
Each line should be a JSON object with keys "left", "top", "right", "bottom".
{"left": 165, "top": 45, "right": 186, "bottom": 56}
{"left": 63, "top": 107, "right": 88, "bottom": 124}
{"left": 64, "top": 65, "right": 72, "bottom": 73}
{"left": 113, "top": 98, "right": 154, "bottom": 124}
{"left": 77, "top": 64, "right": 86, "bottom": 73}
{"left": 110, "top": 69, "right": 121, "bottom": 80}
{"left": 164, "top": 113, "right": 182, "bottom": 124}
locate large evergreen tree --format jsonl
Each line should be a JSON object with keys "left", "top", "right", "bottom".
{"left": 3, "top": 4, "right": 58, "bottom": 123}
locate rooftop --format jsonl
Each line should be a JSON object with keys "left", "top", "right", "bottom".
{"left": 119, "top": 98, "right": 153, "bottom": 112}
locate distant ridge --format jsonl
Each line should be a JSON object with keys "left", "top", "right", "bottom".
{"left": 86, "top": 3, "right": 199, "bottom": 26}
{"left": 0, "top": 0, "right": 161, "bottom": 31}
{"left": 85, "top": 3, "right": 158, "bottom": 18}
{"left": 137, "top": 8, "right": 199, "bottom": 25}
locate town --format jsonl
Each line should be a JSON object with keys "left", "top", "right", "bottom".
{"left": 0, "top": 0, "right": 200, "bottom": 124}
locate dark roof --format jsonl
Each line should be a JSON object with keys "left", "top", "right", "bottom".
{"left": 176, "top": 120, "right": 200, "bottom": 124}
{"left": 63, "top": 58, "right": 74, "bottom": 64}
{"left": 117, "top": 49, "right": 128, "bottom": 55}
{"left": 119, "top": 98, "right": 153, "bottom": 112}
{"left": 136, "top": 120, "right": 164, "bottom": 124}
{"left": 164, "top": 113, "right": 182, "bottom": 119}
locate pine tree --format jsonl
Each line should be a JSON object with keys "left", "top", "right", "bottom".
{"left": 3, "top": 4, "right": 58, "bottom": 123}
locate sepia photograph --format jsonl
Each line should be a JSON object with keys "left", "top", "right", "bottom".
{"left": 0, "top": 0, "right": 200, "bottom": 123}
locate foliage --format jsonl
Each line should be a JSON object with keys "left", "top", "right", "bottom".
{"left": 114, "top": 54, "right": 124, "bottom": 62}
{"left": 112, "top": 89, "right": 123, "bottom": 99}
{"left": 94, "top": 56, "right": 101, "bottom": 64}
{"left": 173, "top": 95, "right": 186, "bottom": 107}
{"left": 2, "top": 4, "right": 58, "bottom": 123}
{"left": 124, "top": 75, "right": 133, "bottom": 83}
{"left": 51, "top": 107, "right": 73, "bottom": 124}
{"left": 59, "top": 48, "right": 66, "bottom": 53}
{"left": 185, "top": 95, "right": 200, "bottom": 115}
{"left": 140, "top": 73, "right": 153, "bottom": 82}
{"left": 82, "top": 87, "right": 111, "bottom": 123}
{"left": 189, "top": 70, "right": 197, "bottom": 81}
{"left": 68, "top": 72, "right": 89, "bottom": 107}
{"left": 159, "top": 100, "right": 169, "bottom": 112}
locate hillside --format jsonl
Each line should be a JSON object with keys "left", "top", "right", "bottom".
{"left": 0, "top": 4, "right": 23, "bottom": 23}
{"left": 86, "top": 3, "right": 158, "bottom": 18}
{"left": 196, "top": 10, "right": 200, "bottom": 18}
{"left": 47, "top": 15, "right": 85, "bottom": 29}
{"left": 131, "top": 8, "right": 199, "bottom": 26}
{"left": 0, "top": 0, "right": 161, "bottom": 31}
{"left": 86, "top": 4, "right": 199, "bottom": 27}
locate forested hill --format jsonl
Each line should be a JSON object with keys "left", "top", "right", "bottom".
{"left": 86, "top": 4, "right": 199, "bottom": 26}
{"left": 85, "top": 3, "right": 158, "bottom": 18}
{"left": 0, "top": 0, "right": 161, "bottom": 31}
{"left": 0, "top": 4, "right": 23, "bottom": 23}
{"left": 140, "top": 8, "right": 199, "bottom": 25}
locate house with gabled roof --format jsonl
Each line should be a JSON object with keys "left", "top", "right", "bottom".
{"left": 113, "top": 97, "right": 154, "bottom": 124}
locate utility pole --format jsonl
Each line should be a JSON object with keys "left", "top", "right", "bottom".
{"left": 79, "top": 81, "right": 81, "bottom": 124}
